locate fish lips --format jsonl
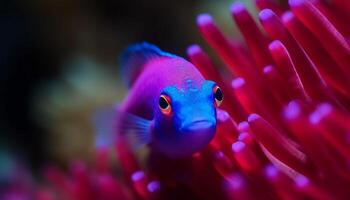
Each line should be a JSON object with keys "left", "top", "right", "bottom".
{"left": 179, "top": 119, "right": 217, "bottom": 146}
{"left": 180, "top": 119, "right": 216, "bottom": 134}
{"left": 154, "top": 119, "right": 217, "bottom": 158}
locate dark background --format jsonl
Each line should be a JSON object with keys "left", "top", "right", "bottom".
{"left": 0, "top": 0, "right": 256, "bottom": 171}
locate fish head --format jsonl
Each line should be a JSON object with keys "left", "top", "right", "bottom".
{"left": 153, "top": 80, "right": 223, "bottom": 158}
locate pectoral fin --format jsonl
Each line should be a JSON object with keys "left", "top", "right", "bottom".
{"left": 116, "top": 109, "right": 152, "bottom": 147}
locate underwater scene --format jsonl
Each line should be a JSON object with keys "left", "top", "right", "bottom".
{"left": 1, "top": 0, "right": 350, "bottom": 199}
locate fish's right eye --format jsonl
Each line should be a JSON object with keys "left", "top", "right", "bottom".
{"left": 159, "top": 94, "right": 172, "bottom": 115}
{"left": 213, "top": 85, "right": 223, "bottom": 107}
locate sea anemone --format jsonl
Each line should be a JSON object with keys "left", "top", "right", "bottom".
{"left": 3, "top": 0, "right": 350, "bottom": 199}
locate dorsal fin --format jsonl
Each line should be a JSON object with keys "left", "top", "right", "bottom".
{"left": 119, "top": 42, "right": 176, "bottom": 87}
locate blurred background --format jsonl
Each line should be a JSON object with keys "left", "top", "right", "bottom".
{"left": 0, "top": 0, "right": 262, "bottom": 176}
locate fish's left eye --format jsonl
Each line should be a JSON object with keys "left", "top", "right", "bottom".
{"left": 159, "top": 94, "right": 172, "bottom": 115}
{"left": 213, "top": 85, "right": 223, "bottom": 107}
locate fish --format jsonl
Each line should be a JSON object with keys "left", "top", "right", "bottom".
{"left": 116, "top": 42, "right": 224, "bottom": 158}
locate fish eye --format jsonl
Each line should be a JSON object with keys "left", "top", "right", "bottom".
{"left": 159, "top": 94, "right": 172, "bottom": 115}
{"left": 213, "top": 85, "right": 223, "bottom": 107}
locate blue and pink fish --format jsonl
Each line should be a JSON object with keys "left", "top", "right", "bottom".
{"left": 116, "top": 42, "right": 224, "bottom": 158}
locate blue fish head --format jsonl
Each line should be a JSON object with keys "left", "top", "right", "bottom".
{"left": 153, "top": 80, "right": 220, "bottom": 158}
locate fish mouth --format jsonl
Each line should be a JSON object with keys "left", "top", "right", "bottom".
{"left": 181, "top": 119, "right": 216, "bottom": 133}
{"left": 156, "top": 119, "right": 216, "bottom": 158}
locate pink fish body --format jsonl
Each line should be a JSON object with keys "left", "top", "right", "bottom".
{"left": 117, "top": 43, "right": 223, "bottom": 158}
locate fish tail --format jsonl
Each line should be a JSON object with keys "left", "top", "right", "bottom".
{"left": 119, "top": 42, "right": 176, "bottom": 87}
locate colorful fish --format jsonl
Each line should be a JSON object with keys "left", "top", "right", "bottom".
{"left": 117, "top": 42, "right": 223, "bottom": 158}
